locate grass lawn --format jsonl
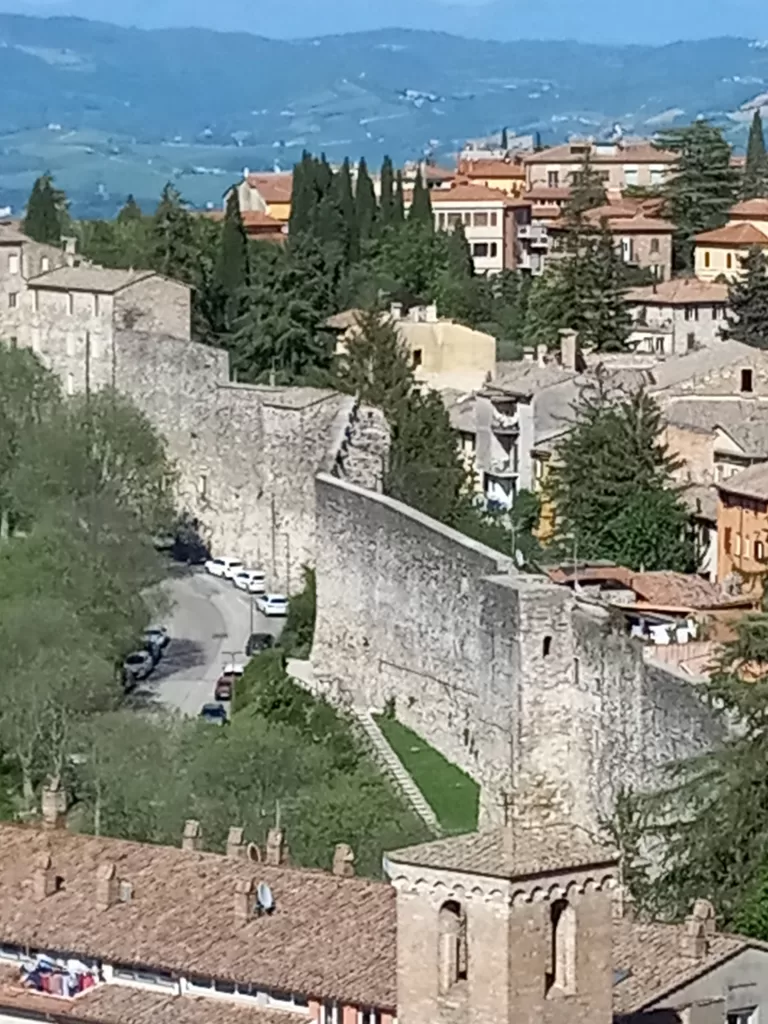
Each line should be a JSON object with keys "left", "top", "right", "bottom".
{"left": 374, "top": 715, "right": 479, "bottom": 834}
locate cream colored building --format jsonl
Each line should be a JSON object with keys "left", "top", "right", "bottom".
{"left": 524, "top": 139, "right": 676, "bottom": 192}
{"left": 695, "top": 198, "right": 768, "bottom": 282}
{"left": 230, "top": 171, "right": 293, "bottom": 225}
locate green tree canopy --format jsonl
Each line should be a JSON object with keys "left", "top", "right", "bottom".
{"left": 379, "top": 156, "right": 395, "bottom": 227}
{"left": 743, "top": 111, "right": 768, "bottom": 200}
{"left": 565, "top": 149, "right": 607, "bottom": 219}
{"left": 408, "top": 170, "right": 433, "bottom": 229}
{"left": 117, "top": 195, "right": 143, "bottom": 223}
{"left": 722, "top": 246, "right": 768, "bottom": 349}
{"left": 355, "top": 157, "right": 378, "bottom": 241}
{"left": 215, "top": 189, "right": 249, "bottom": 329}
{"left": 23, "top": 173, "right": 64, "bottom": 245}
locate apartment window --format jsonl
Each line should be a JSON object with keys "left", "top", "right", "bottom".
{"left": 687, "top": 332, "right": 696, "bottom": 351}
{"left": 357, "top": 1012, "right": 382, "bottom": 1024}
{"left": 67, "top": 292, "right": 74, "bottom": 315}
{"left": 704, "top": 250, "right": 711, "bottom": 268}
{"left": 463, "top": 212, "right": 472, "bottom": 226}
{"left": 447, "top": 212, "right": 462, "bottom": 228}
{"left": 741, "top": 368, "right": 754, "bottom": 393}
{"left": 320, "top": 1005, "right": 340, "bottom": 1024}
{"left": 437, "top": 212, "right": 446, "bottom": 229}
{"left": 489, "top": 211, "right": 498, "bottom": 226}
{"left": 112, "top": 967, "right": 176, "bottom": 991}
{"left": 547, "top": 170, "right": 560, "bottom": 188}
{"left": 712, "top": 305, "right": 723, "bottom": 320}
{"left": 650, "top": 165, "right": 666, "bottom": 185}
{"left": 41, "top": 256, "right": 50, "bottom": 273}
{"left": 474, "top": 211, "right": 488, "bottom": 227}
{"left": 8, "top": 292, "right": 17, "bottom": 309}
{"left": 624, "top": 166, "right": 639, "bottom": 187}
{"left": 650, "top": 237, "right": 660, "bottom": 254}
{"left": 735, "top": 533, "right": 742, "bottom": 557}
{"left": 728, "top": 1012, "right": 758, "bottom": 1024}
{"left": 654, "top": 336, "right": 664, "bottom": 354}
{"left": 93, "top": 293, "right": 100, "bottom": 316}
{"left": 727, "top": 253, "right": 733, "bottom": 270}
{"left": 724, "top": 527, "right": 732, "bottom": 554}
{"left": 489, "top": 242, "right": 498, "bottom": 258}
{"left": 684, "top": 305, "right": 699, "bottom": 322}
{"left": 8, "top": 253, "right": 19, "bottom": 275}
{"left": 412, "top": 348, "right": 423, "bottom": 368}
{"left": 472, "top": 243, "right": 489, "bottom": 258}
{"left": 542, "top": 636, "right": 552, "bottom": 657}
{"left": 620, "top": 237, "right": 634, "bottom": 263}
{"left": 755, "top": 540, "right": 765, "bottom": 561}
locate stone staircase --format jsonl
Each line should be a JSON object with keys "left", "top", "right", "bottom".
{"left": 351, "top": 708, "right": 442, "bottom": 836}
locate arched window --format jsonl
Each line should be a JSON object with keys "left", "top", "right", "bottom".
{"left": 546, "top": 899, "right": 576, "bottom": 996}
{"left": 438, "top": 900, "right": 467, "bottom": 994}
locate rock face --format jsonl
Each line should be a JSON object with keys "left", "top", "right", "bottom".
{"left": 311, "top": 473, "right": 724, "bottom": 829}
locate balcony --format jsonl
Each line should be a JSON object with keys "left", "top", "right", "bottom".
{"left": 517, "top": 224, "right": 549, "bottom": 246}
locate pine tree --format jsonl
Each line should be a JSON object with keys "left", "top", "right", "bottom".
{"left": 380, "top": 156, "right": 395, "bottom": 227}
{"left": 446, "top": 222, "right": 473, "bottom": 277}
{"left": 565, "top": 149, "right": 607, "bottom": 219}
{"left": 355, "top": 157, "right": 378, "bottom": 241}
{"left": 548, "top": 380, "right": 696, "bottom": 572}
{"left": 393, "top": 171, "right": 405, "bottom": 224}
{"left": 658, "top": 120, "right": 740, "bottom": 271}
{"left": 117, "top": 195, "right": 143, "bottom": 224}
{"left": 215, "top": 190, "right": 249, "bottom": 328}
{"left": 580, "top": 228, "right": 632, "bottom": 351}
{"left": 743, "top": 111, "right": 768, "bottom": 200}
{"left": 409, "top": 170, "right": 433, "bottom": 229}
{"left": 23, "top": 174, "right": 62, "bottom": 245}
{"left": 722, "top": 246, "right": 768, "bottom": 349}
{"left": 149, "top": 183, "right": 198, "bottom": 282}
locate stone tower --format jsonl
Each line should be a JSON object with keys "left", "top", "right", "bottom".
{"left": 385, "top": 823, "right": 619, "bottom": 1024}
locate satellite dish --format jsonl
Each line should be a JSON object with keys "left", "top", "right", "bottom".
{"left": 246, "top": 842, "right": 261, "bottom": 863}
{"left": 257, "top": 882, "right": 275, "bottom": 914}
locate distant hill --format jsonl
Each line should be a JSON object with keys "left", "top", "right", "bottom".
{"left": 0, "top": 12, "right": 765, "bottom": 217}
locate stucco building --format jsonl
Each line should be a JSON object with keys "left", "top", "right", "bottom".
{"left": 717, "top": 461, "right": 768, "bottom": 595}
{"left": 694, "top": 198, "right": 768, "bottom": 282}
{"left": 230, "top": 171, "right": 293, "bottom": 227}
{"left": 455, "top": 155, "right": 527, "bottom": 197}
{"left": 626, "top": 279, "right": 729, "bottom": 355}
{"left": 523, "top": 139, "right": 676, "bottom": 193}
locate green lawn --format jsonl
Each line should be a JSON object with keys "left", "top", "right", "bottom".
{"left": 374, "top": 715, "right": 479, "bottom": 834}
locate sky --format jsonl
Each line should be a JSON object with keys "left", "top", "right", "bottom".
{"left": 2, "top": 0, "right": 767, "bottom": 43}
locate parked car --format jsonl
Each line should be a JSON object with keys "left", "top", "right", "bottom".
{"left": 233, "top": 569, "right": 266, "bottom": 593}
{"left": 205, "top": 557, "right": 244, "bottom": 579}
{"left": 123, "top": 650, "right": 154, "bottom": 681}
{"left": 199, "top": 703, "right": 228, "bottom": 725}
{"left": 256, "top": 594, "right": 289, "bottom": 617}
{"left": 214, "top": 674, "right": 234, "bottom": 701}
{"left": 144, "top": 626, "right": 169, "bottom": 659}
{"left": 245, "top": 633, "right": 274, "bottom": 656}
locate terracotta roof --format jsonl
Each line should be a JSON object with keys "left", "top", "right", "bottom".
{"left": 626, "top": 278, "right": 729, "bottom": 305}
{"left": 524, "top": 186, "right": 572, "bottom": 202}
{"left": 429, "top": 182, "right": 510, "bottom": 204}
{"left": 245, "top": 173, "right": 293, "bottom": 203}
{"left": 524, "top": 141, "right": 676, "bottom": 165}
{"left": 387, "top": 824, "right": 617, "bottom": 880}
{"left": 0, "top": 823, "right": 396, "bottom": 1010}
{"left": 206, "top": 211, "right": 283, "bottom": 229}
{"left": 628, "top": 571, "right": 729, "bottom": 609}
{"left": 27, "top": 267, "right": 157, "bottom": 294}
{"left": 695, "top": 222, "right": 768, "bottom": 245}
{"left": 423, "top": 164, "right": 455, "bottom": 182}
{"left": 729, "top": 197, "right": 768, "bottom": 218}
{"left": 0, "top": 975, "right": 307, "bottom": 1024}
{"left": 457, "top": 157, "right": 526, "bottom": 179}
{"left": 718, "top": 461, "right": 768, "bottom": 502}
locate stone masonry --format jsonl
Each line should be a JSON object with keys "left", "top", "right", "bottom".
{"left": 311, "top": 474, "right": 723, "bottom": 829}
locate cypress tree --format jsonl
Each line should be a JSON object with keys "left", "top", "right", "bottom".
{"left": 409, "top": 169, "right": 433, "bottom": 229}
{"left": 117, "top": 195, "right": 143, "bottom": 224}
{"left": 446, "top": 222, "right": 473, "bottom": 278}
{"left": 215, "top": 190, "right": 249, "bottom": 327}
{"left": 23, "top": 174, "right": 62, "bottom": 245}
{"left": 743, "top": 111, "right": 768, "bottom": 200}
{"left": 355, "top": 157, "right": 378, "bottom": 241}
{"left": 335, "top": 159, "right": 359, "bottom": 265}
{"left": 393, "top": 171, "right": 405, "bottom": 224}
{"left": 380, "top": 156, "right": 395, "bottom": 227}
{"left": 722, "top": 246, "right": 768, "bottom": 349}
{"left": 289, "top": 153, "right": 315, "bottom": 235}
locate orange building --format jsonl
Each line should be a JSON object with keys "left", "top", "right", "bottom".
{"left": 456, "top": 156, "right": 527, "bottom": 197}
{"left": 717, "top": 461, "right": 768, "bottom": 593}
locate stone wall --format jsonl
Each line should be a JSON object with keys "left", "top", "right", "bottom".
{"left": 114, "top": 276, "right": 191, "bottom": 340}
{"left": 311, "top": 474, "right": 723, "bottom": 829}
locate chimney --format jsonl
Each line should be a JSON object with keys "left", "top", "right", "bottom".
{"left": 95, "top": 862, "right": 120, "bottom": 911}
{"left": 680, "top": 899, "right": 716, "bottom": 959}
{"left": 390, "top": 302, "right": 403, "bottom": 321}
{"left": 41, "top": 777, "right": 67, "bottom": 830}
{"left": 611, "top": 884, "right": 636, "bottom": 922}
{"left": 61, "top": 236, "right": 77, "bottom": 256}
{"left": 536, "top": 342, "right": 548, "bottom": 368}
{"left": 33, "top": 851, "right": 58, "bottom": 901}
{"left": 182, "top": 819, "right": 202, "bottom": 852}
{"left": 559, "top": 328, "right": 580, "bottom": 372}
{"left": 265, "top": 827, "right": 287, "bottom": 867}
{"left": 332, "top": 843, "right": 355, "bottom": 878}
{"left": 522, "top": 346, "right": 535, "bottom": 363}
{"left": 425, "top": 302, "right": 438, "bottom": 323}
{"left": 234, "top": 877, "right": 257, "bottom": 925}
{"left": 226, "top": 826, "right": 246, "bottom": 860}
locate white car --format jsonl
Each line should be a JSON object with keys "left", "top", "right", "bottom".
{"left": 205, "top": 557, "right": 244, "bottom": 579}
{"left": 246, "top": 572, "right": 267, "bottom": 595}
{"left": 222, "top": 662, "right": 246, "bottom": 677}
{"left": 144, "top": 626, "right": 169, "bottom": 653}
{"left": 256, "top": 594, "right": 289, "bottom": 617}
{"left": 233, "top": 569, "right": 266, "bottom": 593}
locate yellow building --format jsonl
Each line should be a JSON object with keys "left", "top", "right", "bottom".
{"left": 232, "top": 172, "right": 293, "bottom": 225}
{"left": 695, "top": 198, "right": 768, "bottom": 281}
{"left": 455, "top": 157, "right": 527, "bottom": 198}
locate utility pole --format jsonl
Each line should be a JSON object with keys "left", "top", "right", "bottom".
{"left": 285, "top": 533, "right": 290, "bottom": 595}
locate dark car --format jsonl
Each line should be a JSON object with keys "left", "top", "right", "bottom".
{"left": 199, "top": 703, "right": 228, "bottom": 725}
{"left": 245, "top": 632, "right": 275, "bottom": 656}
{"left": 214, "top": 673, "right": 235, "bottom": 701}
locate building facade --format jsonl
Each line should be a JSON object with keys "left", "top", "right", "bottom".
{"left": 523, "top": 139, "right": 676, "bottom": 193}
{"left": 626, "top": 279, "right": 729, "bottom": 355}
{"left": 695, "top": 198, "right": 768, "bottom": 282}
{"left": 231, "top": 172, "right": 293, "bottom": 226}
{"left": 456, "top": 156, "right": 527, "bottom": 197}
{"left": 717, "top": 462, "right": 768, "bottom": 594}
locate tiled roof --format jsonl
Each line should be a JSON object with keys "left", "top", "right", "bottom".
{"left": 206, "top": 211, "right": 284, "bottom": 229}
{"left": 524, "top": 186, "right": 572, "bottom": 202}
{"left": 387, "top": 824, "right": 617, "bottom": 880}
{"left": 0, "top": 975, "right": 307, "bottom": 1024}
{"left": 628, "top": 571, "right": 729, "bottom": 609}
{"left": 626, "top": 278, "right": 729, "bottom": 305}
{"left": 422, "top": 163, "right": 455, "bottom": 181}
{"left": 612, "top": 919, "right": 750, "bottom": 1014}
{"left": 245, "top": 173, "right": 293, "bottom": 203}
{"left": 695, "top": 222, "right": 768, "bottom": 245}
{"left": 457, "top": 157, "right": 526, "bottom": 179}
{"left": 729, "top": 197, "right": 768, "bottom": 218}
{"left": 0, "top": 223, "right": 28, "bottom": 244}
{"left": 0, "top": 823, "right": 396, "bottom": 1010}
{"left": 647, "top": 339, "right": 758, "bottom": 392}
{"left": 524, "top": 141, "right": 675, "bottom": 165}
{"left": 429, "top": 182, "right": 510, "bottom": 204}
{"left": 547, "top": 205, "right": 674, "bottom": 233}
{"left": 27, "top": 267, "right": 157, "bottom": 293}
{"left": 718, "top": 460, "right": 768, "bottom": 502}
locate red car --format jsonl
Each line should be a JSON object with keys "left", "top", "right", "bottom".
{"left": 214, "top": 673, "right": 235, "bottom": 701}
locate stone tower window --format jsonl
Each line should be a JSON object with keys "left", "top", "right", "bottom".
{"left": 438, "top": 900, "right": 467, "bottom": 994}
{"left": 542, "top": 636, "right": 552, "bottom": 657}
{"left": 546, "top": 899, "right": 576, "bottom": 996}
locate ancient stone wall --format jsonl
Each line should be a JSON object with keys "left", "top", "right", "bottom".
{"left": 114, "top": 275, "right": 191, "bottom": 340}
{"left": 311, "top": 474, "right": 724, "bottom": 829}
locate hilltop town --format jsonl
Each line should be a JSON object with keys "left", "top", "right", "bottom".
{"left": 3, "top": 109, "right": 768, "bottom": 1024}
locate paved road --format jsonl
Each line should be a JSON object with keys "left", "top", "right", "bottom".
{"left": 134, "top": 569, "right": 284, "bottom": 717}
